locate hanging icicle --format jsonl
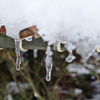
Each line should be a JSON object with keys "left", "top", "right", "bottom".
{"left": 14, "top": 39, "right": 21, "bottom": 71}
{"left": 65, "top": 43, "right": 76, "bottom": 63}
{"left": 45, "top": 45, "right": 53, "bottom": 81}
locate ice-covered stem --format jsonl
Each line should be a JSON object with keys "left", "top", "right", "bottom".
{"left": 46, "top": 45, "right": 53, "bottom": 81}
{"left": 14, "top": 39, "right": 21, "bottom": 71}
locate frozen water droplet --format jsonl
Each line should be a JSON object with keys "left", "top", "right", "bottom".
{"left": 65, "top": 43, "right": 76, "bottom": 62}
{"left": 14, "top": 39, "right": 21, "bottom": 71}
{"left": 46, "top": 71, "right": 51, "bottom": 81}
{"left": 66, "top": 53, "right": 76, "bottom": 63}
{"left": 34, "top": 93, "right": 38, "bottom": 97}
{"left": 46, "top": 45, "right": 53, "bottom": 81}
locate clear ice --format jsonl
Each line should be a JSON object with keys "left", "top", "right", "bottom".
{"left": 54, "top": 41, "right": 59, "bottom": 50}
{"left": 14, "top": 39, "right": 21, "bottom": 71}
{"left": 46, "top": 45, "right": 53, "bottom": 81}
{"left": 66, "top": 53, "right": 76, "bottom": 63}
{"left": 65, "top": 43, "right": 76, "bottom": 63}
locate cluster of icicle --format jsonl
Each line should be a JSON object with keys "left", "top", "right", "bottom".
{"left": 14, "top": 37, "right": 78, "bottom": 81}
{"left": 14, "top": 38, "right": 53, "bottom": 81}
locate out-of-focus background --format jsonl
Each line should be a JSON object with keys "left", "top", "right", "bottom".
{"left": 0, "top": 49, "right": 100, "bottom": 100}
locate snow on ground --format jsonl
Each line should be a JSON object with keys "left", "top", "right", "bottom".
{"left": 4, "top": 82, "right": 30, "bottom": 94}
{"left": 67, "top": 63, "right": 90, "bottom": 74}
{"left": 90, "top": 80, "right": 100, "bottom": 100}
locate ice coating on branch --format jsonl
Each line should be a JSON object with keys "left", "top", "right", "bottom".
{"left": 46, "top": 45, "right": 53, "bottom": 81}
{"left": 14, "top": 39, "right": 21, "bottom": 71}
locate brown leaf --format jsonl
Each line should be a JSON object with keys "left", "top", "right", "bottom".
{"left": 0, "top": 26, "right": 6, "bottom": 34}
{"left": 19, "top": 25, "right": 40, "bottom": 39}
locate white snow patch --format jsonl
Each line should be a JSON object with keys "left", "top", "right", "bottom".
{"left": 4, "top": 82, "right": 30, "bottom": 94}
{"left": 96, "top": 69, "right": 100, "bottom": 74}
{"left": 4, "top": 94, "right": 13, "bottom": 100}
{"left": 74, "top": 88, "right": 83, "bottom": 95}
{"left": 67, "top": 64, "right": 89, "bottom": 74}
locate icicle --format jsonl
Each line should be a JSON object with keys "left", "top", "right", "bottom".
{"left": 54, "top": 41, "right": 58, "bottom": 50}
{"left": 66, "top": 53, "right": 76, "bottom": 63}
{"left": 14, "top": 39, "right": 21, "bottom": 71}
{"left": 65, "top": 43, "right": 76, "bottom": 63}
{"left": 34, "top": 49, "right": 38, "bottom": 58}
{"left": 46, "top": 45, "right": 53, "bottom": 81}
